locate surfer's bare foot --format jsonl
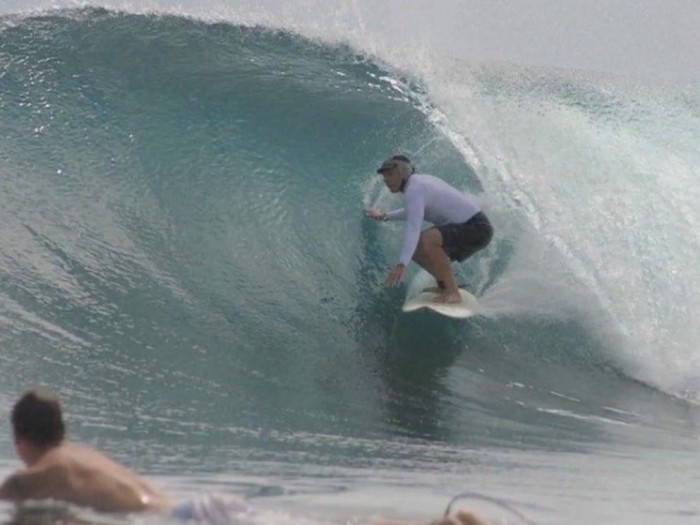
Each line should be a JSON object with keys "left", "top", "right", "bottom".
{"left": 422, "top": 286, "right": 442, "bottom": 293}
{"left": 433, "top": 291, "right": 462, "bottom": 304}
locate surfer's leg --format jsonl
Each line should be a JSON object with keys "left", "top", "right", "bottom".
{"left": 429, "top": 213, "right": 493, "bottom": 296}
{"left": 412, "top": 229, "right": 461, "bottom": 303}
{"left": 450, "top": 212, "right": 494, "bottom": 263}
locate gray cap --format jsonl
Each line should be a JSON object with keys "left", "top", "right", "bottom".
{"left": 376, "top": 154, "right": 412, "bottom": 174}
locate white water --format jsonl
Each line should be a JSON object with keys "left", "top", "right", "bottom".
{"left": 4, "top": 0, "right": 699, "bottom": 83}
{"left": 422, "top": 67, "right": 700, "bottom": 400}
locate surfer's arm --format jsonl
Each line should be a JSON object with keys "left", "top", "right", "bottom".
{"left": 385, "top": 208, "right": 406, "bottom": 221}
{"left": 398, "top": 193, "right": 424, "bottom": 265}
{"left": 365, "top": 208, "right": 403, "bottom": 221}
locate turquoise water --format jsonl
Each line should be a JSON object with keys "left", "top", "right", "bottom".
{"left": 1, "top": 4, "right": 699, "bottom": 524}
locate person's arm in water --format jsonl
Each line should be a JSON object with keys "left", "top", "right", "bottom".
{"left": 365, "top": 208, "right": 406, "bottom": 221}
{"left": 0, "top": 473, "right": 22, "bottom": 500}
{"left": 365, "top": 207, "right": 407, "bottom": 284}
{"left": 385, "top": 190, "right": 423, "bottom": 285}
{"left": 365, "top": 191, "right": 424, "bottom": 286}
{"left": 374, "top": 509, "right": 489, "bottom": 525}
{"left": 0, "top": 469, "right": 52, "bottom": 503}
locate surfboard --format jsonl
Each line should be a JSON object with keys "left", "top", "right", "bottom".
{"left": 401, "top": 288, "right": 479, "bottom": 319}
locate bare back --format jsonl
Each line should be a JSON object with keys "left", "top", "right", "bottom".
{"left": 1, "top": 443, "right": 171, "bottom": 514}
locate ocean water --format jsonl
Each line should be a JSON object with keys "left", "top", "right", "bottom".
{"left": 0, "top": 2, "right": 699, "bottom": 524}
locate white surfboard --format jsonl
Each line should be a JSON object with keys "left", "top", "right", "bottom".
{"left": 402, "top": 288, "right": 479, "bottom": 319}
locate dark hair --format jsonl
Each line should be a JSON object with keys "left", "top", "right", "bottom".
{"left": 11, "top": 389, "right": 66, "bottom": 448}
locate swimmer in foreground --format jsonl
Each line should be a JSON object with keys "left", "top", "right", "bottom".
{"left": 0, "top": 389, "right": 497, "bottom": 525}
{"left": 0, "top": 389, "right": 249, "bottom": 522}
{"left": 0, "top": 389, "right": 172, "bottom": 514}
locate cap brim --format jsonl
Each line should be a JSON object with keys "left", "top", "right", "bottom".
{"left": 376, "top": 163, "right": 396, "bottom": 173}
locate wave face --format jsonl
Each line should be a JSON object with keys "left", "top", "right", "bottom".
{"left": 1, "top": 5, "right": 700, "bottom": 525}
{"left": 0, "top": 7, "right": 500, "bottom": 448}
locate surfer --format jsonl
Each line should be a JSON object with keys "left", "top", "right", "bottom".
{"left": 365, "top": 155, "right": 493, "bottom": 304}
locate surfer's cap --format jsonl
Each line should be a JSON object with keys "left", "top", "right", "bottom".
{"left": 376, "top": 155, "right": 412, "bottom": 174}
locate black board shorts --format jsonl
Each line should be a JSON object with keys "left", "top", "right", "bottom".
{"left": 437, "top": 211, "right": 493, "bottom": 262}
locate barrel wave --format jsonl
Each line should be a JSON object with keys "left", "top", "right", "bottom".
{"left": 1, "top": 7, "right": 700, "bottom": 524}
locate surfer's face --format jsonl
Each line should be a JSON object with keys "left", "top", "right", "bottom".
{"left": 381, "top": 167, "right": 402, "bottom": 193}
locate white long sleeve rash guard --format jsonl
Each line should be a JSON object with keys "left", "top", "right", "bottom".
{"left": 385, "top": 173, "right": 481, "bottom": 266}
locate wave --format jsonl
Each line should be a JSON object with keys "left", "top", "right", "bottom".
{"left": 0, "top": 6, "right": 698, "bottom": 419}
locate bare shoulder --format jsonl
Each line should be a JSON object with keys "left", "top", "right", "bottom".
{"left": 57, "top": 443, "right": 121, "bottom": 470}
{"left": 63, "top": 443, "right": 120, "bottom": 463}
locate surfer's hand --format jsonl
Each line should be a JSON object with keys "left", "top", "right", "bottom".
{"left": 365, "top": 209, "right": 387, "bottom": 221}
{"left": 385, "top": 264, "right": 406, "bottom": 286}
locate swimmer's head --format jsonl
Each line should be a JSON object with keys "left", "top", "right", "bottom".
{"left": 12, "top": 389, "right": 66, "bottom": 453}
